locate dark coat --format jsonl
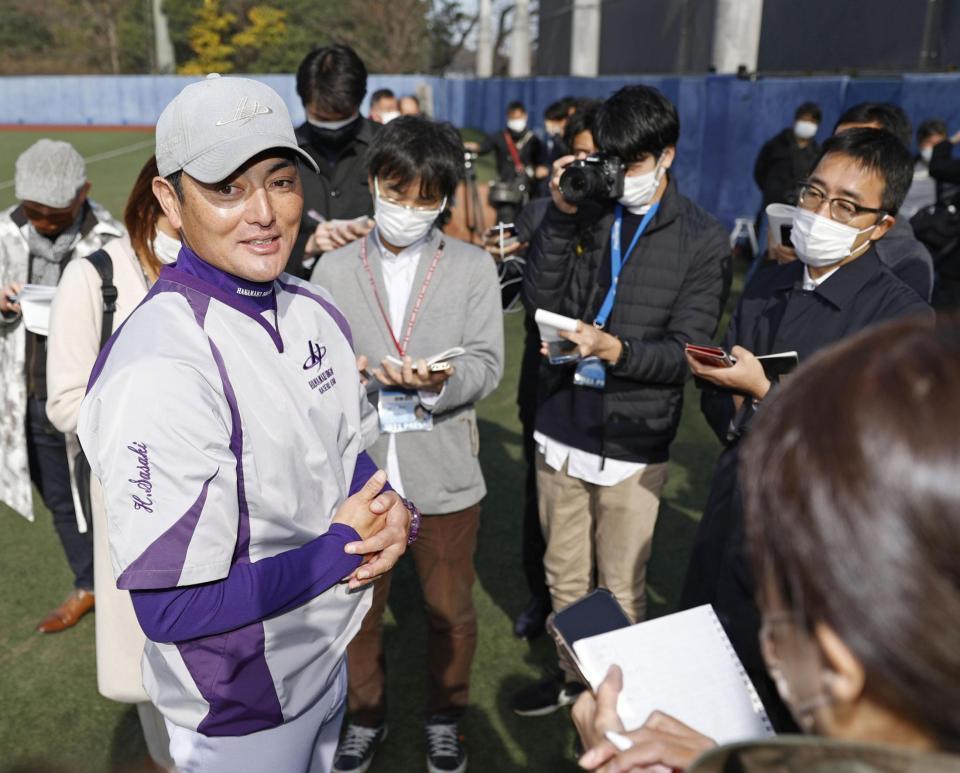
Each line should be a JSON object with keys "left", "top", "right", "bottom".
{"left": 480, "top": 129, "right": 545, "bottom": 182}
{"left": 291, "top": 117, "right": 381, "bottom": 276}
{"left": 753, "top": 128, "right": 820, "bottom": 209}
{"left": 681, "top": 248, "right": 932, "bottom": 730}
{"left": 523, "top": 178, "right": 732, "bottom": 463}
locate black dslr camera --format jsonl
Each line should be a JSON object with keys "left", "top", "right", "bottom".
{"left": 558, "top": 154, "right": 626, "bottom": 204}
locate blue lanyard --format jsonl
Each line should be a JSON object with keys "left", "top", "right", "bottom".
{"left": 594, "top": 202, "right": 660, "bottom": 329}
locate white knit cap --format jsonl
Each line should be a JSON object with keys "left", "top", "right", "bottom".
{"left": 15, "top": 139, "right": 87, "bottom": 209}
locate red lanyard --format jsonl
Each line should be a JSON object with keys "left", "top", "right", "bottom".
{"left": 360, "top": 237, "right": 444, "bottom": 357}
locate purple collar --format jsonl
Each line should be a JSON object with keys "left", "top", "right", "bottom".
{"left": 173, "top": 245, "right": 277, "bottom": 314}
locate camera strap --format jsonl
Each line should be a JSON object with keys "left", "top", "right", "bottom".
{"left": 503, "top": 131, "right": 526, "bottom": 174}
{"left": 594, "top": 202, "right": 660, "bottom": 329}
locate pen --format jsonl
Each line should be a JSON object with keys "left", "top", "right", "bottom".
{"left": 605, "top": 730, "right": 634, "bottom": 752}
{"left": 307, "top": 209, "right": 326, "bottom": 224}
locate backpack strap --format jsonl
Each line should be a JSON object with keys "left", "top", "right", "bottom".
{"left": 83, "top": 248, "right": 117, "bottom": 351}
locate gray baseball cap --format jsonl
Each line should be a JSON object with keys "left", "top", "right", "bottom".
{"left": 156, "top": 74, "right": 318, "bottom": 183}
{"left": 15, "top": 139, "right": 86, "bottom": 208}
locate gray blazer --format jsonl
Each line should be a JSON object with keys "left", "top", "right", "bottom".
{"left": 312, "top": 228, "right": 504, "bottom": 514}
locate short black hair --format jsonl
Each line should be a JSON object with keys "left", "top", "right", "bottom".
{"left": 544, "top": 99, "right": 570, "bottom": 121}
{"left": 296, "top": 44, "right": 367, "bottom": 116}
{"left": 918, "top": 118, "right": 948, "bottom": 144}
{"left": 594, "top": 85, "right": 680, "bottom": 163}
{"left": 506, "top": 100, "right": 526, "bottom": 114}
{"left": 166, "top": 170, "right": 184, "bottom": 201}
{"left": 794, "top": 101, "right": 822, "bottom": 123}
{"left": 562, "top": 101, "right": 601, "bottom": 148}
{"left": 371, "top": 88, "right": 395, "bottom": 106}
{"left": 366, "top": 116, "right": 464, "bottom": 201}
{"left": 836, "top": 102, "right": 912, "bottom": 148}
{"left": 401, "top": 94, "right": 420, "bottom": 108}
{"left": 817, "top": 127, "right": 914, "bottom": 214}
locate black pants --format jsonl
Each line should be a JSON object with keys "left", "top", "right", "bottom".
{"left": 26, "top": 397, "right": 94, "bottom": 590}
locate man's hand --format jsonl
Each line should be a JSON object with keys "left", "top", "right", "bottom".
{"left": 305, "top": 217, "right": 374, "bottom": 255}
{"left": 767, "top": 241, "right": 797, "bottom": 265}
{"left": 550, "top": 155, "right": 578, "bottom": 215}
{"left": 373, "top": 356, "right": 454, "bottom": 393}
{"left": 357, "top": 354, "right": 371, "bottom": 386}
{"left": 343, "top": 491, "right": 411, "bottom": 589}
{"left": 331, "top": 469, "right": 391, "bottom": 540}
{"left": 685, "top": 345, "right": 771, "bottom": 400}
{"left": 542, "top": 320, "right": 622, "bottom": 364}
{"left": 1, "top": 281, "right": 23, "bottom": 315}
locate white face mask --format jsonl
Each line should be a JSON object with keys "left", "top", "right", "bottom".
{"left": 507, "top": 118, "right": 528, "bottom": 134}
{"left": 920, "top": 146, "right": 934, "bottom": 163}
{"left": 152, "top": 229, "right": 181, "bottom": 265}
{"left": 618, "top": 157, "right": 664, "bottom": 213}
{"left": 794, "top": 120, "right": 819, "bottom": 140}
{"left": 374, "top": 179, "right": 445, "bottom": 248}
{"left": 307, "top": 113, "right": 358, "bottom": 130}
{"left": 380, "top": 111, "right": 400, "bottom": 124}
{"left": 791, "top": 208, "right": 882, "bottom": 268}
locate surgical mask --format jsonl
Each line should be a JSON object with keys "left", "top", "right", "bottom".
{"left": 380, "top": 111, "right": 400, "bottom": 124}
{"left": 791, "top": 208, "right": 881, "bottom": 268}
{"left": 152, "top": 229, "right": 181, "bottom": 265}
{"left": 618, "top": 157, "right": 664, "bottom": 213}
{"left": 921, "top": 146, "right": 934, "bottom": 163}
{"left": 374, "top": 179, "right": 446, "bottom": 248}
{"left": 794, "top": 120, "right": 818, "bottom": 140}
{"left": 507, "top": 118, "right": 528, "bottom": 134}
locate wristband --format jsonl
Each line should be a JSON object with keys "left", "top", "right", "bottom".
{"left": 613, "top": 336, "right": 631, "bottom": 370}
{"left": 401, "top": 496, "right": 421, "bottom": 544}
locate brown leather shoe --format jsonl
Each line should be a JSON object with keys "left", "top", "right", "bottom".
{"left": 36, "top": 589, "right": 95, "bottom": 633}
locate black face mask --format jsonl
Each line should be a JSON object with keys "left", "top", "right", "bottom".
{"left": 307, "top": 117, "right": 361, "bottom": 151}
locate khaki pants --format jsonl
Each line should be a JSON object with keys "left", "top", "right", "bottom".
{"left": 346, "top": 504, "right": 480, "bottom": 724}
{"left": 537, "top": 452, "right": 668, "bottom": 677}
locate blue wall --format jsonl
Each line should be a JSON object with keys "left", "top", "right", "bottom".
{"left": 3, "top": 73, "right": 960, "bottom": 228}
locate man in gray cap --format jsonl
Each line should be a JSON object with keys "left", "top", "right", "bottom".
{"left": 0, "top": 138, "right": 123, "bottom": 633}
{"left": 78, "top": 74, "right": 416, "bottom": 772}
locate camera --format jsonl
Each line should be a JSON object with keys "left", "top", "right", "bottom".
{"left": 558, "top": 154, "right": 625, "bottom": 203}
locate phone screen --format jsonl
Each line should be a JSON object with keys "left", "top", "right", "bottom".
{"left": 550, "top": 589, "right": 632, "bottom": 651}
{"left": 780, "top": 224, "right": 794, "bottom": 248}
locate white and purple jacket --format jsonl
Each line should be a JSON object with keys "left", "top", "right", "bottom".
{"left": 78, "top": 246, "right": 382, "bottom": 737}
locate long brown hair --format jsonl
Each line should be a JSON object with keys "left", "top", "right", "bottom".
{"left": 742, "top": 315, "right": 960, "bottom": 749}
{"left": 124, "top": 155, "right": 165, "bottom": 282}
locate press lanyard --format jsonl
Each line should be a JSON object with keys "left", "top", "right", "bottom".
{"left": 593, "top": 202, "right": 660, "bottom": 329}
{"left": 360, "top": 237, "right": 444, "bottom": 357}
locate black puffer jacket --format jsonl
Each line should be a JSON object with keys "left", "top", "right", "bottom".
{"left": 523, "top": 178, "right": 731, "bottom": 462}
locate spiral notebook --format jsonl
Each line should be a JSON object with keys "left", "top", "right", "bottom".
{"left": 573, "top": 605, "right": 774, "bottom": 743}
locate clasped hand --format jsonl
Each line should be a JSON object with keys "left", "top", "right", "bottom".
{"left": 332, "top": 469, "right": 411, "bottom": 589}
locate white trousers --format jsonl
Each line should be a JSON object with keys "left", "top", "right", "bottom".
{"left": 165, "top": 659, "right": 347, "bottom": 773}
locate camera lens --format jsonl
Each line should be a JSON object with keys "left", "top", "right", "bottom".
{"left": 559, "top": 165, "right": 599, "bottom": 204}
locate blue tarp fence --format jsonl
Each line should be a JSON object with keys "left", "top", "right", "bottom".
{"left": 3, "top": 72, "right": 960, "bottom": 227}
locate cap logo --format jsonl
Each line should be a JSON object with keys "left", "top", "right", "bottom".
{"left": 215, "top": 96, "right": 273, "bottom": 127}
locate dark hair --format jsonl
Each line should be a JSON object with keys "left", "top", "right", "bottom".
{"left": 563, "top": 101, "right": 601, "bottom": 149}
{"left": 816, "top": 127, "right": 913, "bottom": 214}
{"left": 544, "top": 99, "right": 570, "bottom": 121}
{"left": 125, "top": 155, "right": 165, "bottom": 281}
{"left": 165, "top": 170, "right": 184, "bottom": 201}
{"left": 366, "top": 116, "right": 464, "bottom": 201}
{"left": 917, "top": 118, "right": 948, "bottom": 144}
{"left": 741, "top": 315, "right": 960, "bottom": 750}
{"left": 794, "top": 101, "right": 822, "bottom": 123}
{"left": 506, "top": 100, "right": 526, "bottom": 114}
{"left": 836, "top": 102, "right": 912, "bottom": 148}
{"left": 296, "top": 44, "right": 367, "bottom": 116}
{"left": 401, "top": 94, "right": 420, "bottom": 108}
{"left": 594, "top": 85, "right": 680, "bottom": 163}
{"left": 370, "top": 88, "right": 395, "bottom": 106}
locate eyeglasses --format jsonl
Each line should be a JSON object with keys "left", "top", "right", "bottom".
{"left": 797, "top": 182, "right": 888, "bottom": 224}
{"left": 375, "top": 179, "right": 444, "bottom": 212}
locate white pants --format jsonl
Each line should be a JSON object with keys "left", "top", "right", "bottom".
{"left": 165, "top": 659, "right": 347, "bottom": 773}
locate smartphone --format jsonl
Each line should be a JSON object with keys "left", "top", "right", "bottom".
{"left": 546, "top": 588, "right": 632, "bottom": 685}
{"left": 685, "top": 343, "right": 736, "bottom": 368}
{"left": 780, "top": 224, "right": 793, "bottom": 248}
{"left": 428, "top": 361, "right": 453, "bottom": 373}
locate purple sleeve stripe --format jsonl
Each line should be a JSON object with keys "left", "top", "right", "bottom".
{"left": 130, "top": 523, "right": 362, "bottom": 643}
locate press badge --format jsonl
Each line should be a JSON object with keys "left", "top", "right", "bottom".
{"left": 573, "top": 356, "right": 607, "bottom": 389}
{"left": 378, "top": 389, "right": 434, "bottom": 433}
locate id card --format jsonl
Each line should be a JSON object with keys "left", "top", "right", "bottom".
{"left": 378, "top": 389, "right": 434, "bottom": 433}
{"left": 573, "top": 356, "right": 607, "bottom": 389}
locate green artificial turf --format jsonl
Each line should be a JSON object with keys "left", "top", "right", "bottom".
{"left": 0, "top": 130, "right": 729, "bottom": 773}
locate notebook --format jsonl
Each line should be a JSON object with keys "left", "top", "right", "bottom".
{"left": 14, "top": 284, "right": 57, "bottom": 337}
{"left": 573, "top": 605, "right": 774, "bottom": 744}
{"left": 385, "top": 346, "right": 465, "bottom": 369}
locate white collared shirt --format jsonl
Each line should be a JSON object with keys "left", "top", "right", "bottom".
{"left": 532, "top": 430, "right": 646, "bottom": 487}
{"left": 372, "top": 228, "right": 441, "bottom": 497}
{"left": 802, "top": 264, "right": 840, "bottom": 292}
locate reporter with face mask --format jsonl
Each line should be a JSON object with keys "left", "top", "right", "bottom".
{"left": 680, "top": 128, "right": 932, "bottom": 732}
{"left": 45, "top": 154, "right": 178, "bottom": 771}
{"left": 514, "top": 85, "right": 731, "bottom": 716}
{"left": 292, "top": 44, "right": 381, "bottom": 275}
{"left": 312, "top": 116, "right": 503, "bottom": 773}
